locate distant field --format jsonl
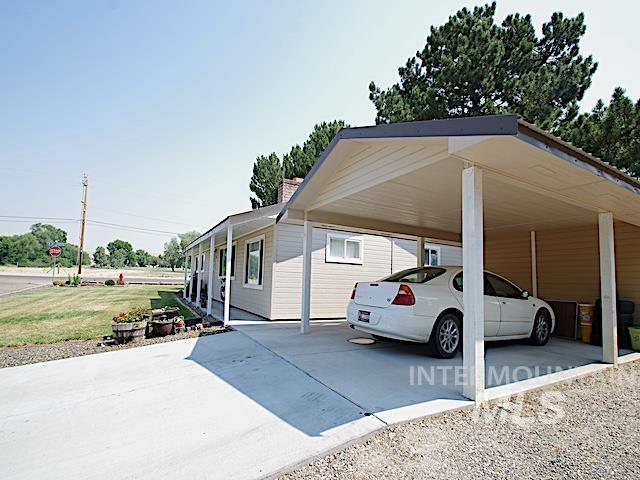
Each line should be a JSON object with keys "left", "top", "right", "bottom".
{"left": 0, "top": 285, "right": 191, "bottom": 346}
{"left": 0, "top": 265, "right": 183, "bottom": 278}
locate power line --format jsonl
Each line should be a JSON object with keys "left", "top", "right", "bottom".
{"left": 86, "top": 220, "right": 180, "bottom": 235}
{"left": 0, "top": 215, "right": 181, "bottom": 236}
{"left": 90, "top": 206, "right": 199, "bottom": 228}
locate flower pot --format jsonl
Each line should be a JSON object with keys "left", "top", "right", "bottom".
{"left": 150, "top": 320, "right": 174, "bottom": 337}
{"left": 112, "top": 321, "right": 148, "bottom": 344}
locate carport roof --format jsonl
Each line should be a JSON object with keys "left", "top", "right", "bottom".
{"left": 277, "top": 114, "right": 640, "bottom": 237}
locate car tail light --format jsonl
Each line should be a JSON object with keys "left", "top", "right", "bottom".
{"left": 351, "top": 283, "right": 358, "bottom": 299}
{"left": 392, "top": 284, "right": 415, "bottom": 306}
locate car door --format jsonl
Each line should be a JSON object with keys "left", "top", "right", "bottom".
{"left": 451, "top": 272, "right": 501, "bottom": 337}
{"left": 486, "top": 273, "right": 533, "bottom": 336}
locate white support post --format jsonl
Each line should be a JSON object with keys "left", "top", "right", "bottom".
{"left": 300, "top": 217, "right": 313, "bottom": 334}
{"left": 206, "top": 236, "right": 215, "bottom": 316}
{"left": 598, "top": 212, "right": 618, "bottom": 365}
{"left": 187, "top": 250, "right": 195, "bottom": 300}
{"left": 183, "top": 254, "right": 188, "bottom": 299}
{"left": 462, "top": 165, "right": 485, "bottom": 403}
{"left": 530, "top": 231, "right": 538, "bottom": 297}
{"left": 195, "top": 243, "right": 203, "bottom": 306}
{"left": 223, "top": 223, "right": 232, "bottom": 326}
{"left": 417, "top": 237, "right": 425, "bottom": 267}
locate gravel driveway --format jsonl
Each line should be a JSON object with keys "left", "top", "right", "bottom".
{"left": 281, "top": 361, "right": 640, "bottom": 480}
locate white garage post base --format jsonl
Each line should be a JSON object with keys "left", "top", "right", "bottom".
{"left": 598, "top": 212, "right": 618, "bottom": 365}
{"left": 223, "top": 223, "right": 233, "bottom": 326}
{"left": 300, "top": 218, "right": 312, "bottom": 334}
{"left": 462, "top": 165, "right": 485, "bottom": 403}
{"left": 206, "top": 236, "right": 215, "bottom": 316}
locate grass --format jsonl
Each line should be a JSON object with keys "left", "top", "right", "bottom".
{"left": 0, "top": 285, "right": 192, "bottom": 347}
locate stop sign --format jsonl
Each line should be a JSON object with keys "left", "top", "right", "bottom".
{"left": 48, "top": 246, "right": 62, "bottom": 257}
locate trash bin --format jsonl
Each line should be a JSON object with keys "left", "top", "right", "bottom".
{"left": 578, "top": 304, "right": 595, "bottom": 324}
{"left": 629, "top": 327, "right": 640, "bottom": 352}
{"left": 579, "top": 304, "right": 594, "bottom": 344}
{"left": 581, "top": 323, "right": 592, "bottom": 344}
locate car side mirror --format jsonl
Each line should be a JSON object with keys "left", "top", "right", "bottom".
{"left": 522, "top": 290, "right": 530, "bottom": 299}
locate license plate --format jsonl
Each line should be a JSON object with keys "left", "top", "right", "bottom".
{"left": 358, "top": 310, "right": 370, "bottom": 323}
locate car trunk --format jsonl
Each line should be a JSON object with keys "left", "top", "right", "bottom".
{"left": 353, "top": 282, "right": 400, "bottom": 308}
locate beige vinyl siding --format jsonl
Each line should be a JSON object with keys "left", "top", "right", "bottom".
{"left": 424, "top": 242, "right": 463, "bottom": 266}
{"left": 485, "top": 234, "right": 533, "bottom": 293}
{"left": 392, "top": 238, "right": 418, "bottom": 272}
{"left": 271, "top": 223, "right": 417, "bottom": 320}
{"left": 439, "top": 244, "right": 463, "bottom": 265}
{"left": 211, "top": 226, "right": 274, "bottom": 319}
{"left": 484, "top": 222, "right": 640, "bottom": 308}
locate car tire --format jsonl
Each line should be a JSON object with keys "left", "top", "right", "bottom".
{"left": 529, "top": 309, "right": 551, "bottom": 346}
{"left": 428, "top": 312, "right": 462, "bottom": 358}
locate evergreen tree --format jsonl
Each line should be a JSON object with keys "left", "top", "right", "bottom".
{"left": 561, "top": 88, "right": 640, "bottom": 176}
{"left": 249, "top": 153, "right": 283, "bottom": 209}
{"left": 369, "top": 3, "right": 597, "bottom": 132}
{"left": 249, "top": 121, "right": 347, "bottom": 208}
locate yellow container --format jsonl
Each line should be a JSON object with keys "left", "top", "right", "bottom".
{"left": 581, "top": 323, "right": 592, "bottom": 344}
{"left": 579, "top": 304, "right": 595, "bottom": 324}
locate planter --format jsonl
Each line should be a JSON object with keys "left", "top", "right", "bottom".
{"left": 150, "top": 320, "right": 174, "bottom": 337}
{"left": 112, "top": 321, "right": 148, "bottom": 344}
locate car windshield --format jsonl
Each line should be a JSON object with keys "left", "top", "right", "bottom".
{"left": 382, "top": 267, "right": 446, "bottom": 283}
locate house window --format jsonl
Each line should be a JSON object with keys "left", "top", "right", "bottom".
{"left": 218, "top": 245, "right": 236, "bottom": 279}
{"left": 326, "top": 232, "right": 363, "bottom": 264}
{"left": 424, "top": 244, "right": 441, "bottom": 266}
{"left": 244, "top": 235, "right": 264, "bottom": 289}
{"left": 200, "top": 253, "right": 206, "bottom": 272}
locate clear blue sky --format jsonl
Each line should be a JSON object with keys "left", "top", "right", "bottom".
{"left": 1, "top": 1, "right": 638, "bottom": 254}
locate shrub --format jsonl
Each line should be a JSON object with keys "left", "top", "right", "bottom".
{"left": 104, "top": 279, "right": 115, "bottom": 286}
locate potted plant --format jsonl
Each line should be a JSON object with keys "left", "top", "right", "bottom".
{"left": 112, "top": 306, "right": 149, "bottom": 343}
{"left": 148, "top": 307, "right": 182, "bottom": 337}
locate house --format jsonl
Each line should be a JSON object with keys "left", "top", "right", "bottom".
{"left": 183, "top": 177, "right": 461, "bottom": 321}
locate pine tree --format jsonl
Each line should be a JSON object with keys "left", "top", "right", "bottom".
{"left": 369, "top": 3, "right": 597, "bottom": 132}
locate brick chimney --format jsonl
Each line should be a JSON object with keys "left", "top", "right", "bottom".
{"left": 277, "top": 177, "right": 303, "bottom": 203}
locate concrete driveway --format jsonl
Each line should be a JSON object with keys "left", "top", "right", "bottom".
{"left": 0, "top": 331, "right": 382, "bottom": 480}
{"left": 1, "top": 320, "right": 628, "bottom": 480}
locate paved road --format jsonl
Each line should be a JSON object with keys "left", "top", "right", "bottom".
{"left": 0, "top": 274, "right": 182, "bottom": 296}
{"left": 0, "top": 275, "right": 49, "bottom": 296}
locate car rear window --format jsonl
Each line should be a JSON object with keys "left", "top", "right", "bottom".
{"left": 382, "top": 267, "right": 446, "bottom": 284}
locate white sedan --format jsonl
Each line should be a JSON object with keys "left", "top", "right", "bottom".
{"left": 347, "top": 266, "right": 555, "bottom": 358}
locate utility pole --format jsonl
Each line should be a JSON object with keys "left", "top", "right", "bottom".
{"left": 77, "top": 174, "right": 88, "bottom": 274}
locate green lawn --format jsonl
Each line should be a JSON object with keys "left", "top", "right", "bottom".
{"left": 0, "top": 285, "right": 192, "bottom": 346}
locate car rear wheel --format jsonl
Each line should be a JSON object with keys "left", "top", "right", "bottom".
{"left": 428, "top": 312, "right": 462, "bottom": 358}
{"left": 529, "top": 309, "right": 551, "bottom": 346}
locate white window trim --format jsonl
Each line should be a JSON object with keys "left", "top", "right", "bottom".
{"left": 218, "top": 243, "right": 236, "bottom": 281}
{"left": 200, "top": 253, "right": 206, "bottom": 273}
{"left": 325, "top": 232, "right": 364, "bottom": 265}
{"left": 243, "top": 234, "right": 265, "bottom": 290}
{"left": 424, "top": 244, "right": 441, "bottom": 266}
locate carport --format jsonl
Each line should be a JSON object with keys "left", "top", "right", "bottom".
{"left": 277, "top": 114, "right": 640, "bottom": 402}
